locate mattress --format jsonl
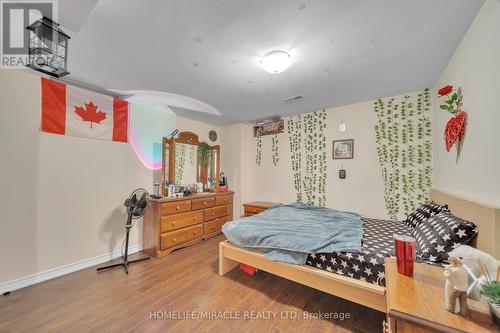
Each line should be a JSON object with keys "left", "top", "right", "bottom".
{"left": 305, "top": 217, "right": 412, "bottom": 287}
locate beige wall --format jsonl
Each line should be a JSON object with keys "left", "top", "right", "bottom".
{"left": 433, "top": 0, "right": 500, "bottom": 207}
{"left": 0, "top": 70, "right": 220, "bottom": 285}
{"left": 176, "top": 116, "right": 220, "bottom": 144}
{"left": 219, "top": 124, "right": 250, "bottom": 218}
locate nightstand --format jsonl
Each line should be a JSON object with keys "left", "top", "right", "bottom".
{"left": 384, "top": 257, "right": 497, "bottom": 333}
{"left": 242, "top": 201, "right": 280, "bottom": 217}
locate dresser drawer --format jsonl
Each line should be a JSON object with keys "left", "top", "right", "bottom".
{"left": 244, "top": 206, "right": 266, "bottom": 215}
{"left": 160, "top": 225, "right": 202, "bottom": 250}
{"left": 159, "top": 200, "right": 191, "bottom": 216}
{"left": 160, "top": 211, "right": 203, "bottom": 233}
{"left": 204, "top": 204, "right": 232, "bottom": 221}
{"left": 215, "top": 195, "right": 233, "bottom": 206}
{"left": 204, "top": 216, "right": 230, "bottom": 235}
{"left": 191, "top": 197, "right": 215, "bottom": 210}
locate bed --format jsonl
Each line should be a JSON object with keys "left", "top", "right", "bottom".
{"left": 218, "top": 189, "right": 500, "bottom": 313}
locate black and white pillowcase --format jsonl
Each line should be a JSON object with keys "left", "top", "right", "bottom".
{"left": 411, "top": 212, "right": 478, "bottom": 263}
{"left": 402, "top": 201, "right": 449, "bottom": 229}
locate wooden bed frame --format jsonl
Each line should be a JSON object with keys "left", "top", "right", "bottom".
{"left": 218, "top": 189, "right": 500, "bottom": 313}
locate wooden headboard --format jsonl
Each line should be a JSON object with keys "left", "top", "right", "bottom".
{"left": 430, "top": 189, "right": 500, "bottom": 259}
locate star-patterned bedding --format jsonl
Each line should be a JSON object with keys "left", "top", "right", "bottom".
{"left": 305, "top": 217, "right": 412, "bottom": 287}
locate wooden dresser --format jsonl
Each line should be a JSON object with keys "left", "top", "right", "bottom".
{"left": 384, "top": 257, "right": 497, "bottom": 333}
{"left": 243, "top": 201, "right": 281, "bottom": 217}
{"left": 143, "top": 192, "right": 234, "bottom": 258}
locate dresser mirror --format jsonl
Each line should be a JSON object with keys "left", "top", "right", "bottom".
{"left": 174, "top": 143, "right": 198, "bottom": 186}
{"left": 162, "top": 131, "right": 220, "bottom": 195}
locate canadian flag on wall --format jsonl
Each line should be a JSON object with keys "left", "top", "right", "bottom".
{"left": 41, "top": 78, "right": 128, "bottom": 142}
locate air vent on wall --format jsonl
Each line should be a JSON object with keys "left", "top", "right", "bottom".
{"left": 283, "top": 95, "right": 304, "bottom": 103}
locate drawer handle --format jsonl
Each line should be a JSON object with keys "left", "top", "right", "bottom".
{"left": 225, "top": 209, "right": 229, "bottom": 213}
{"left": 192, "top": 231, "right": 197, "bottom": 236}
{"left": 172, "top": 238, "right": 176, "bottom": 243}
{"left": 224, "top": 198, "right": 228, "bottom": 202}
{"left": 176, "top": 205, "right": 180, "bottom": 210}
{"left": 212, "top": 212, "right": 215, "bottom": 216}
{"left": 211, "top": 226, "right": 215, "bottom": 230}
{"left": 203, "top": 201, "right": 207, "bottom": 206}
{"left": 172, "top": 221, "right": 176, "bottom": 226}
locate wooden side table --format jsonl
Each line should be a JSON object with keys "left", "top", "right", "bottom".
{"left": 242, "top": 201, "right": 280, "bottom": 217}
{"left": 384, "top": 257, "right": 497, "bottom": 333}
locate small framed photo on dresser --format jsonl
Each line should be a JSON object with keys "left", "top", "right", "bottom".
{"left": 332, "top": 139, "right": 354, "bottom": 159}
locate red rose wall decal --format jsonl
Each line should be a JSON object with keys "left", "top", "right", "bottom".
{"left": 438, "top": 85, "right": 453, "bottom": 96}
{"left": 438, "top": 85, "right": 467, "bottom": 162}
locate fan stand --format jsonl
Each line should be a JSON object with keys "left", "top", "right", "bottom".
{"left": 97, "top": 213, "right": 150, "bottom": 274}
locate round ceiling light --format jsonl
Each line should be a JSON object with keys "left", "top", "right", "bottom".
{"left": 260, "top": 50, "right": 292, "bottom": 74}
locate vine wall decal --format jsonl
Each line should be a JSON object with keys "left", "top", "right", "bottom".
{"left": 287, "top": 114, "right": 303, "bottom": 202}
{"left": 189, "top": 144, "right": 196, "bottom": 166}
{"left": 272, "top": 134, "right": 279, "bottom": 166}
{"left": 255, "top": 136, "right": 262, "bottom": 166}
{"left": 174, "top": 143, "right": 186, "bottom": 186}
{"left": 286, "top": 110, "right": 327, "bottom": 206}
{"left": 374, "top": 89, "right": 432, "bottom": 220}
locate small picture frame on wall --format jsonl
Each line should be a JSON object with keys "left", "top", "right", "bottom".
{"left": 332, "top": 139, "right": 354, "bottom": 159}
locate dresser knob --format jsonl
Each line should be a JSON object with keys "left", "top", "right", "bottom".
{"left": 172, "top": 221, "right": 176, "bottom": 226}
{"left": 203, "top": 201, "right": 207, "bottom": 206}
{"left": 212, "top": 212, "right": 215, "bottom": 216}
{"left": 193, "top": 216, "right": 197, "bottom": 220}
{"left": 225, "top": 209, "right": 229, "bottom": 213}
{"left": 176, "top": 205, "right": 180, "bottom": 210}
{"left": 172, "top": 238, "right": 176, "bottom": 242}
{"left": 211, "top": 226, "right": 215, "bottom": 230}
{"left": 192, "top": 231, "right": 196, "bottom": 236}
{"left": 224, "top": 198, "right": 228, "bottom": 202}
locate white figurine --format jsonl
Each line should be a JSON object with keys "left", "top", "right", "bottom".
{"left": 444, "top": 256, "right": 469, "bottom": 316}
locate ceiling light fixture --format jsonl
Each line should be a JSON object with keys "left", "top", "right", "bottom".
{"left": 260, "top": 50, "right": 292, "bottom": 74}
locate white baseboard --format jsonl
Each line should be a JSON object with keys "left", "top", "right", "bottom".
{"left": 0, "top": 243, "right": 144, "bottom": 294}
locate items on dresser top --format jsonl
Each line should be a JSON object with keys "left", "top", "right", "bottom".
{"left": 243, "top": 201, "right": 281, "bottom": 217}
{"left": 384, "top": 257, "right": 497, "bottom": 333}
{"left": 143, "top": 192, "right": 234, "bottom": 258}
{"left": 219, "top": 172, "right": 228, "bottom": 192}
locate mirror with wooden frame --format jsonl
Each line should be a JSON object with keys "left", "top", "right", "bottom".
{"left": 162, "top": 131, "right": 220, "bottom": 196}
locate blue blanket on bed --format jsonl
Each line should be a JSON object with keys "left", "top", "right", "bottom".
{"left": 222, "top": 202, "right": 363, "bottom": 264}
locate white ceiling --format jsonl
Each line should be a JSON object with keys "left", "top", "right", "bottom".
{"left": 64, "top": 0, "right": 484, "bottom": 126}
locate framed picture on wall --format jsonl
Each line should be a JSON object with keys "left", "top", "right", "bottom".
{"left": 332, "top": 139, "right": 354, "bottom": 159}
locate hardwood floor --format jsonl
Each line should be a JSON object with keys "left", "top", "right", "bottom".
{"left": 0, "top": 235, "right": 385, "bottom": 333}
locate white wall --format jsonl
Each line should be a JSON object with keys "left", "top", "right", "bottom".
{"left": 0, "top": 70, "right": 219, "bottom": 285}
{"left": 0, "top": 70, "right": 152, "bottom": 284}
{"left": 433, "top": 0, "right": 500, "bottom": 206}
{"left": 225, "top": 99, "right": 390, "bottom": 220}
{"left": 219, "top": 124, "right": 250, "bottom": 218}
{"left": 176, "top": 116, "right": 220, "bottom": 144}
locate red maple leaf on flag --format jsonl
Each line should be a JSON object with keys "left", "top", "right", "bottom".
{"left": 74, "top": 102, "right": 107, "bottom": 128}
